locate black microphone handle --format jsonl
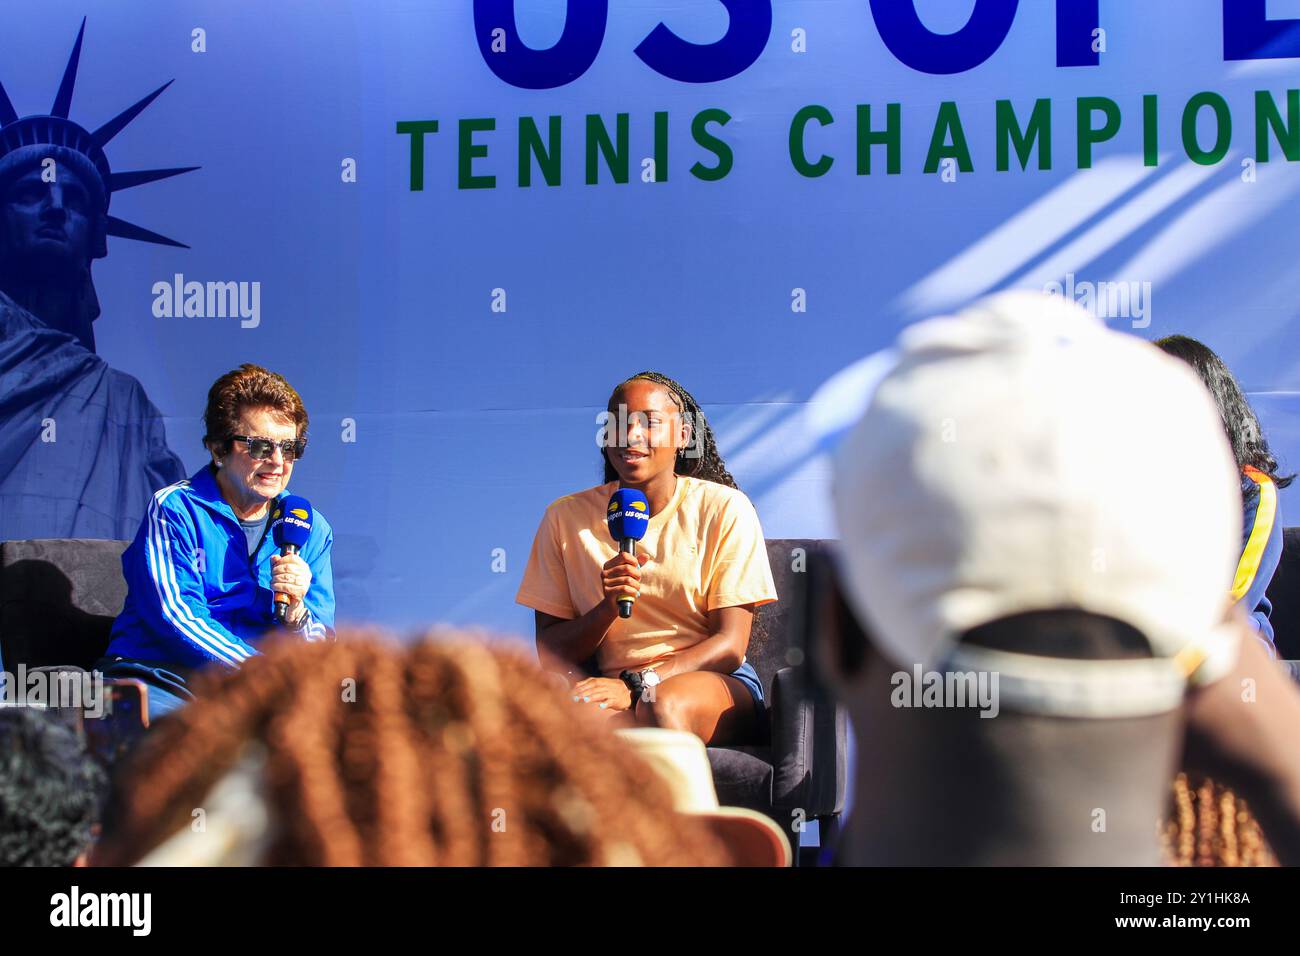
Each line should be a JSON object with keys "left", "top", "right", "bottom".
{"left": 618, "top": 537, "right": 635, "bottom": 618}
{"left": 274, "top": 543, "right": 301, "bottom": 624}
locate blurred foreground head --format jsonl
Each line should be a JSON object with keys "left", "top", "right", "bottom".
{"left": 819, "top": 291, "right": 1245, "bottom": 864}
{"left": 94, "top": 631, "right": 730, "bottom": 866}
{"left": 830, "top": 290, "right": 1241, "bottom": 688}
{"left": 0, "top": 706, "right": 106, "bottom": 866}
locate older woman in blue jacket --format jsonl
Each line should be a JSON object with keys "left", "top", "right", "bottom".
{"left": 99, "top": 364, "right": 335, "bottom": 718}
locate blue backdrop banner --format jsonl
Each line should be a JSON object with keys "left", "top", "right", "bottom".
{"left": 2, "top": 0, "right": 1298, "bottom": 636}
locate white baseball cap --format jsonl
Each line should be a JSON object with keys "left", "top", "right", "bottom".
{"left": 616, "top": 728, "right": 792, "bottom": 866}
{"left": 828, "top": 291, "right": 1242, "bottom": 716}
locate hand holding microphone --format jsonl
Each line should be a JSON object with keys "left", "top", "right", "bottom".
{"left": 270, "top": 554, "right": 312, "bottom": 624}
{"left": 602, "top": 550, "right": 648, "bottom": 617}
{"left": 271, "top": 495, "right": 313, "bottom": 626}
{"left": 606, "top": 489, "right": 650, "bottom": 618}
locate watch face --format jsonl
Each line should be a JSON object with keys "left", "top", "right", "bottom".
{"left": 643, "top": 670, "right": 661, "bottom": 686}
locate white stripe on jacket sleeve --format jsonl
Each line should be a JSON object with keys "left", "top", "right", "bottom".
{"left": 144, "top": 485, "right": 251, "bottom": 666}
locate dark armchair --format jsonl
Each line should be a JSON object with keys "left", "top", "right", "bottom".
{"left": 706, "top": 539, "right": 849, "bottom": 865}
{"left": 0, "top": 539, "right": 141, "bottom": 749}
{"left": 1266, "top": 527, "right": 1300, "bottom": 670}
{"left": 0, "top": 538, "right": 130, "bottom": 672}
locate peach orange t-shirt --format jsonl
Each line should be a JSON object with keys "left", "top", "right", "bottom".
{"left": 516, "top": 476, "right": 778, "bottom": 676}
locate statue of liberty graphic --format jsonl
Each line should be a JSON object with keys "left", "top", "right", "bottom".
{"left": 0, "top": 19, "right": 194, "bottom": 540}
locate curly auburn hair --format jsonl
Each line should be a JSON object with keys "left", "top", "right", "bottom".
{"left": 602, "top": 371, "right": 738, "bottom": 490}
{"left": 202, "top": 364, "right": 309, "bottom": 459}
{"left": 93, "top": 631, "right": 732, "bottom": 867}
{"left": 1160, "top": 773, "right": 1277, "bottom": 867}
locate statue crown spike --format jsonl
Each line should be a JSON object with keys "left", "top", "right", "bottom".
{"left": 0, "top": 17, "right": 197, "bottom": 249}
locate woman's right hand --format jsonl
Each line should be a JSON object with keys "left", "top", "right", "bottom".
{"left": 602, "top": 550, "right": 649, "bottom": 614}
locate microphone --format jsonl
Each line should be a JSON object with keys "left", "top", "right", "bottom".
{"left": 270, "top": 495, "right": 313, "bottom": 624}
{"left": 606, "top": 489, "right": 650, "bottom": 618}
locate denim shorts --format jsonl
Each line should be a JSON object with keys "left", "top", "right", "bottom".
{"left": 729, "top": 659, "right": 765, "bottom": 712}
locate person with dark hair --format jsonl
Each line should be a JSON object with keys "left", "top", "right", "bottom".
{"left": 96, "top": 364, "right": 335, "bottom": 719}
{"left": 1155, "top": 335, "right": 1290, "bottom": 652}
{"left": 0, "top": 707, "right": 106, "bottom": 866}
{"left": 1152, "top": 335, "right": 1295, "bottom": 865}
{"left": 516, "top": 372, "right": 776, "bottom": 746}
{"left": 813, "top": 292, "right": 1300, "bottom": 866}
{"left": 92, "top": 631, "right": 734, "bottom": 866}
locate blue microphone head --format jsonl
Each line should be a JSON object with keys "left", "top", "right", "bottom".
{"left": 272, "top": 495, "right": 313, "bottom": 550}
{"left": 607, "top": 489, "right": 650, "bottom": 543}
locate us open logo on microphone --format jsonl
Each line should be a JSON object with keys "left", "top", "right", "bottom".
{"left": 606, "top": 500, "right": 647, "bottom": 514}
{"left": 273, "top": 508, "right": 311, "bottom": 532}
{"left": 609, "top": 509, "right": 649, "bottom": 531}
{"left": 607, "top": 491, "right": 650, "bottom": 544}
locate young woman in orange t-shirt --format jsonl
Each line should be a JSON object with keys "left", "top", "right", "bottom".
{"left": 517, "top": 372, "right": 777, "bottom": 746}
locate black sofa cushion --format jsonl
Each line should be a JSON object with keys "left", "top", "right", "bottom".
{"left": 0, "top": 539, "right": 129, "bottom": 671}
{"left": 708, "top": 540, "right": 831, "bottom": 825}
{"left": 709, "top": 745, "right": 775, "bottom": 811}
{"left": 745, "top": 540, "right": 823, "bottom": 695}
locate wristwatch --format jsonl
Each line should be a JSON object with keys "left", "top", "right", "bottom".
{"left": 620, "top": 668, "right": 663, "bottom": 709}
{"left": 619, "top": 670, "right": 644, "bottom": 704}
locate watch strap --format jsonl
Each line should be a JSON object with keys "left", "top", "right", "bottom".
{"left": 619, "top": 669, "right": 645, "bottom": 708}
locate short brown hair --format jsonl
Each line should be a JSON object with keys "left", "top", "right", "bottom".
{"left": 202, "top": 364, "right": 308, "bottom": 457}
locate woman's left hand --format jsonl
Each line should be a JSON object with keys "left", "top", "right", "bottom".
{"left": 571, "top": 676, "right": 633, "bottom": 712}
{"left": 270, "top": 553, "right": 312, "bottom": 625}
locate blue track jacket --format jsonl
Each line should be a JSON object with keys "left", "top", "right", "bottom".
{"left": 105, "top": 465, "right": 335, "bottom": 671}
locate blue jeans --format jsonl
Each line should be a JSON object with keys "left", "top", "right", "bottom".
{"left": 94, "top": 658, "right": 195, "bottom": 722}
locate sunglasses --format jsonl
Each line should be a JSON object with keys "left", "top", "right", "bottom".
{"left": 230, "top": 435, "right": 307, "bottom": 462}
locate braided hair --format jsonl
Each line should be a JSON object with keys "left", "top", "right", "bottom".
{"left": 602, "top": 371, "right": 738, "bottom": 489}
{"left": 1161, "top": 773, "right": 1276, "bottom": 867}
{"left": 93, "top": 631, "right": 732, "bottom": 867}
